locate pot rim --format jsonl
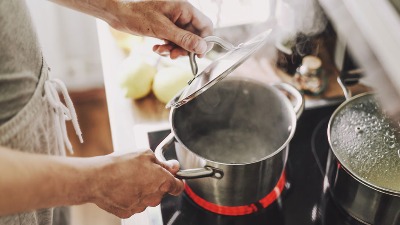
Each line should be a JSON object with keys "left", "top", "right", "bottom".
{"left": 168, "top": 77, "right": 297, "bottom": 166}
{"left": 327, "top": 92, "right": 400, "bottom": 196}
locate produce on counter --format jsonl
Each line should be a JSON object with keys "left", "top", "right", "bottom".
{"left": 109, "top": 27, "right": 143, "bottom": 54}
{"left": 119, "top": 59, "right": 157, "bottom": 99}
{"left": 152, "top": 67, "right": 192, "bottom": 104}
{"left": 119, "top": 55, "right": 210, "bottom": 103}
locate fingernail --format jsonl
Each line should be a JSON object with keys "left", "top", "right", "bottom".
{"left": 154, "top": 49, "right": 170, "bottom": 56}
{"left": 164, "top": 161, "right": 173, "bottom": 168}
{"left": 159, "top": 51, "right": 170, "bottom": 56}
{"left": 152, "top": 45, "right": 159, "bottom": 51}
{"left": 165, "top": 160, "right": 179, "bottom": 170}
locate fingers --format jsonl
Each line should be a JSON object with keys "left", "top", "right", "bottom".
{"left": 172, "top": 3, "right": 213, "bottom": 54}
{"left": 153, "top": 44, "right": 173, "bottom": 56}
{"left": 155, "top": 158, "right": 184, "bottom": 195}
{"left": 154, "top": 158, "right": 184, "bottom": 196}
{"left": 156, "top": 16, "right": 208, "bottom": 55}
{"left": 169, "top": 178, "right": 185, "bottom": 196}
{"left": 153, "top": 43, "right": 189, "bottom": 59}
{"left": 173, "top": 2, "right": 213, "bottom": 38}
{"left": 151, "top": 2, "right": 213, "bottom": 58}
{"left": 159, "top": 178, "right": 184, "bottom": 196}
{"left": 159, "top": 159, "right": 180, "bottom": 174}
{"left": 143, "top": 151, "right": 184, "bottom": 196}
{"left": 175, "top": 30, "right": 208, "bottom": 54}
{"left": 184, "top": 5, "right": 213, "bottom": 38}
{"left": 93, "top": 151, "right": 184, "bottom": 219}
{"left": 155, "top": 25, "right": 207, "bottom": 54}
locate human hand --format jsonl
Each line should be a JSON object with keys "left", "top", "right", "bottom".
{"left": 90, "top": 150, "right": 184, "bottom": 218}
{"left": 107, "top": 0, "right": 213, "bottom": 59}
{"left": 50, "top": 0, "right": 213, "bottom": 58}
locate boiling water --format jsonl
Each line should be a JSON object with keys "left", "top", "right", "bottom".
{"left": 330, "top": 95, "right": 400, "bottom": 192}
{"left": 186, "top": 128, "right": 276, "bottom": 164}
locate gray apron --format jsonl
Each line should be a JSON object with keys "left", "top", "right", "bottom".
{"left": 0, "top": 60, "right": 83, "bottom": 225}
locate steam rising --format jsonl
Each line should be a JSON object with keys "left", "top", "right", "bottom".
{"left": 174, "top": 78, "right": 293, "bottom": 164}
{"left": 271, "top": 0, "right": 328, "bottom": 57}
{"left": 275, "top": 0, "right": 328, "bottom": 37}
{"left": 211, "top": 0, "right": 329, "bottom": 60}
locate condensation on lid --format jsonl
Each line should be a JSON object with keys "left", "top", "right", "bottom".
{"left": 330, "top": 93, "right": 400, "bottom": 193}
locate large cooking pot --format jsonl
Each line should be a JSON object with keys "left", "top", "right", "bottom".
{"left": 155, "top": 77, "right": 304, "bottom": 211}
{"left": 327, "top": 92, "right": 400, "bottom": 225}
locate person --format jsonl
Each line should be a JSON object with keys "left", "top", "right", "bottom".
{"left": 0, "top": 0, "right": 213, "bottom": 224}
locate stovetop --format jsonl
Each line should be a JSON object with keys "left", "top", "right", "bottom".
{"left": 141, "top": 104, "right": 366, "bottom": 225}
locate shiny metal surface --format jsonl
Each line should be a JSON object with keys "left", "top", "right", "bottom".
{"left": 272, "top": 83, "right": 305, "bottom": 119}
{"left": 328, "top": 93, "right": 400, "bottom": 194}
{"left": 189, "top": 52, "right": 198, "bottom": 76}
{"left": 337, "top": 76, "right": 352, "bottom": 100}
{"left": 327, "top": 93, "right": 400, "bottom": 224}
{"left": 167, "top": 30, "right": 272, "bottom": 109}
{"left": 156, "top": 77, "right": 304, "bottom": 206}
{"left": 177, "top": 143, "right": 288, "bottom": 206}
{"left": 327, "top": 150, "right": 400, "bottom": 225}
{"left": 189, "top": 36, "right": 235, "bottom": 76}
{"left": 155, "top": 132, "right": 216, "bottom": 179}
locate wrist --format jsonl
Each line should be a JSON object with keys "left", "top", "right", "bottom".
{"left": 61, "top": 156, "right": 105, "bottom": 205}
{"left": 88, "top": 0, "right": 120, "bottom": 24}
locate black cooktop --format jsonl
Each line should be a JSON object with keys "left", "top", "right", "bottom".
{"left": 146, "top": 104, "right": 366, "bottom": 225}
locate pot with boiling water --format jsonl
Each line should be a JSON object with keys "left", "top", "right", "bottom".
{"left": 155, "top": 77, "right": 304, "bottom": 208}
{"left": 327, "top": 93, "right": 400, "bottom": 225}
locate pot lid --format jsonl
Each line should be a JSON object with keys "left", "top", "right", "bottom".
{"left": 329, "top": 93, "right": 400, "bottom": 194}
{"left": 167, "top": 29, "right": 272, "bottom": 108}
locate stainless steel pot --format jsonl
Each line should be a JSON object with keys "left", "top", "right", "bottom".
{"left": 327, "top": 93, "right": 400, "bottom": 225}
{"left": 155, "top": 77, "right": 304, "bottom": 207}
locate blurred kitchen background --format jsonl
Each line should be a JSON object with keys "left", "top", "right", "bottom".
{"left": 25, "top": 0, "right": 400, "bottom": 224}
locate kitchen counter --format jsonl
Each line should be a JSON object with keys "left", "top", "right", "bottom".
{"left": 96, "top": 19, "right": 369, "bottom": 225}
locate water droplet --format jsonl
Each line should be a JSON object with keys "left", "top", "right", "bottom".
{"left": 355, "top": 126, "right": 363, "bottom": 133}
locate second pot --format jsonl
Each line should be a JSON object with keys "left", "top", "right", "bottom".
{"left": 327, "top": 93, "right": 400, "bottom": 224}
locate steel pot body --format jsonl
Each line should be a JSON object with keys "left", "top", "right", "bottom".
{"left": 327, "top": 93, "right": 400, "bottom": 225}
{"left": 175, "top": 140, "right": 288, "bottom": 206}
{"left": 156, "top": 77, "right": 304, "bottom": 206}
{"left": 326, "top": 151, "right": 400, "bottom": 225}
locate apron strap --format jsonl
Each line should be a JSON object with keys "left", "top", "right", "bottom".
{"left": 44, "top": 79, "right": 83, "bottom": 154}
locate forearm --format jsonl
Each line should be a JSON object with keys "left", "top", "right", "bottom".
{"left": 0, "top": 146, "right": 99, "bottom": 216}
{"left": 49, "top": 0, "right": 118, "bottom": 23}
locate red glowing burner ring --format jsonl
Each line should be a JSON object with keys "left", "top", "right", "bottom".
{"left": 184, "top": 171, "right": 286, "bottom": 216}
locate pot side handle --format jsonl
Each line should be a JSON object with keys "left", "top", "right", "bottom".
{"left": 154, "top": 133, "right": 216, "bottom": 179}
{"left": 273, "top": 83, "right": 305, "bottom": 119}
